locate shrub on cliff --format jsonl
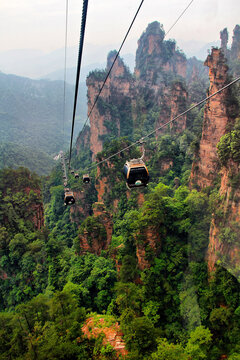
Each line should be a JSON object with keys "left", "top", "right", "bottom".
{"left": 217, "top": 118, "right": 240, "bottom": 165}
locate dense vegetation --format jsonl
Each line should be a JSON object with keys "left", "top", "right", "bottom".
{"left": 0, "top": 72, "right": 87, "bottom": 175}
{"left": 0, "top": 143, "right": 55, "bottom": 176}
{"left": 1, "top": 143, "right": 240, "bottom": 359}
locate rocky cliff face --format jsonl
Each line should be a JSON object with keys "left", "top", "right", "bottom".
{"left": 87, "top": 51, "right": 134, "bottom": 159}
{"left": 77, "top": 202, "right": 113, "bottom": 255}
{"left": 169, "top": 81, "right": 188, "bottom": 133}
{"left": 82, "top": 315, "right": 127, "bottom": 358}
{"left": 76, "top": 124, "right": 90, "bottom": 154}
{"left": 231, "top": 25, "right": 240, "bottom": 61}
{"left": 134, "top": 21, "right": 187, "bottom": 137}
{"left": 31, "top": 200, "right": 44, "bottom": 230}
{"left": 135, "top": 21, "right": 187, "bottom": 85}
{"left": 83, "top": 21, "right": 189, "bottom": 161}
{"left": 208, "top": 160, "right": 240, "bottom": 278}
{"left": 24, "top": 187, "right": 44, "bottom": 230}
{"left": 218, "top": 25, "right": 240, "bottom": 76}
{"left": 95, "top": 164, "right": 111, "bottom": 203}
{"left": 77, "top": 21, "right": 191, "bottom": 265}
{"left": 70, "top": 189, "right": 92, "bottom": 224}
{"left": 87, "top": 72, "right": 111, "bottom": 158}
{"left": 220, "top": 28, "right": 229, "bottom": 57}
{"left": 189, "top": 45, "right": 240, "bottom": 276}
{"left": 190, "top": 48, "right": 233, "bottom": 189}
{"left": 136, "top": 227, "right": 160, "bottom": 271}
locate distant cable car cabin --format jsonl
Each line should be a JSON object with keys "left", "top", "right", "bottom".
{"left": 83, "top": 174, "right": 90, "bottom": 184}
{"left": 75, "top": 173, "right": 79, "bottom": 179}
{"left": 123, "top": 159, "right": 149, "bottom": 189}
{"left": 64, "top": 189, "right": 75, "bottom": 205}
{"left": 70, "top": 170, "right": 74, "bottom": 175}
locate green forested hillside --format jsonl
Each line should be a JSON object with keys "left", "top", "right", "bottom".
{"left": 0, "top": 72, "right": 87, "bottom": 174}
{"left": 1, "top": 166, "right": 240, "bottom": 359}
{"left": 0, "top": 143, "right": 55, "bottom": 175}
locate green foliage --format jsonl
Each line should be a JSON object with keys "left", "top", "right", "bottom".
{"left": 185, "top": 326, "right": 212, "bottom": 360}
{"left": 217, "top": 132, "right": 232, "bottom": 165}
{"left": 217, "top": 118, "right": 240, "bottom": 165}
{"left": 67, "top": 254, "right": 117, "bottom": 312}
{"left": 0, "top": 71, "right": 85, "bottom": 162}
{"left": 219, "top": 223, "right": 240, "bottom": 244}
{"left": 0, "top": 290, "right": 91, "bottom": 360}
{"left": 229, "top": 354, "right": 240, "bottom": 360}
{"left": 79, "top": 216, "right": 107, "bottom": 247}
{"left": 0, "top": 142, "right": 55, "bottom": 176}
{"left": 119, "top": 255, "right": 137, "bottom": 283}
{"left": 151, "top": 338, "right": 188, "bottom": 360}
{"left": 88, "top": 69, "right": 107, "bottom": 82}
{"left": 0, "top": 168, "right": 50, "bottom": 310}
{"left": 125, "top": 316, "right": 157, "bottom": 355}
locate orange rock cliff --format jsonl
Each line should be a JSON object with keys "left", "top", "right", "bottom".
{"left": 190, "top": 48, "right": 232, "bottom": 189}
{"left": 189, "top": 43, "right": 240, "bottom": 276}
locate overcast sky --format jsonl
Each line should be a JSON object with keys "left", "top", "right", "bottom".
{"left": 0, "top": 0, "right": 240, "bottom": 56}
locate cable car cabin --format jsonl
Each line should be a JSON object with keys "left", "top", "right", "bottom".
{"left": 70, "top": 170, "right": 74, "bottom": 175}
{"left": 83, "top": 174, "right": 90, "bottom": 184}
{"left": 64, "top": 190, "right": 75, "bottom": 205}
{"left": 74, "top": 173, "right": 79, "bottom": 179}
{"left": 123, "top": 159, "right": 149, "bottom": 189}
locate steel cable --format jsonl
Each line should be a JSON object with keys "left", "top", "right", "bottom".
{"left": 69, "top": 0, "right": 89, "bottom": 167}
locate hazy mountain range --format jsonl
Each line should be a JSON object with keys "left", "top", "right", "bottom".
{"left": 0, "top": 40, "right": 219, "bottom": 81}
{"left": 0, "top": 71, "right": 87, "bottom": 174}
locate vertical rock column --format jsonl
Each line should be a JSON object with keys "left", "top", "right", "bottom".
{"left": 87, "top": 52, "right": 133, "bottom": 160}
{"left": 190, "top": 48, "right": 230, "bottom": 189}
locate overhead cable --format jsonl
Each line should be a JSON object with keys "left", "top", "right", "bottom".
{"left": 165, "top": 0, "right": 194, "bottom": 37}
{"left": 62, "top": 0, "right": 69, "bottom": 150}
{"left": 69, "top": 0, "right": 89, "bottom": 167}
{"left": 79, "top": 0, "right": 145, "bottom": 136}
{"left": 82, "top": 75, "right": 240, "bottom": 172}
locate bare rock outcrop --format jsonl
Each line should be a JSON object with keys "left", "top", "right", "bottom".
{"left": 77, "top": 202, "right": 113, "bottom": 255}
{"left": 25, "top": 187, "right": 44, "bottom": 230}
{"left": 82, "top": 316, "right": 127, "bottom": 358}
{"left": 208, "top": 161, "right": 240, "bottom": 277}
{"left": 190, "top": 48, "right": 232, "bottom": 189}
{"left": 231, "top": 24, "right": 240, "bottom": 61}
{"left": 87, "top": 52, "right": 134, "bottom": 159}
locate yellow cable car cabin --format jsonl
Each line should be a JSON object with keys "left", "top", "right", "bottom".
{"left": 75, "top": 173, "right": 79, "bottom": 179}
{"left": 83, "top": 174, "right": 90, "bottom": 184}
{"left": 64, "top": 189, "right": 75, "bottom": 205}
{"left": 123, "top": 159, "right": 149, "bottom": 189}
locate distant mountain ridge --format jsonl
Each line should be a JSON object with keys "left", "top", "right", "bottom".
{"left": 0, "top": 44, "right": 135, "bottom": 80}
{"left": 0, "top": 71, "right": 87, "bottom": 174}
